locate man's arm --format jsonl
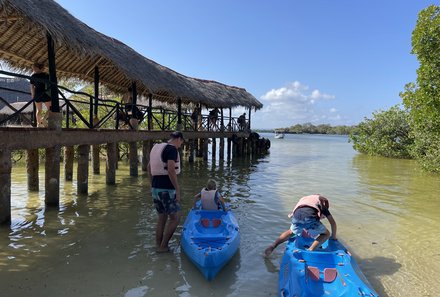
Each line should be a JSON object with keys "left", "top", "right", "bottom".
{"left": 167, "top": 159, "right": 180, "bottom": 202}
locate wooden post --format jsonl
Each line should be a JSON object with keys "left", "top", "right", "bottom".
{"left": 64, "top": 146, "right": 74, "bottom": 181}
{"left": 177, "top": 97, "right": 182, "bottom": 131}
{"left": 227, "top": 137, "right": 232, "bottom": 161}
{"left": 189, "top": 139, "right": 195, "bottom": 163}
{"left": 26, "top": 149, "right": 39, "bottom": 191}
{"left": 46, "top": 32, "right": 59, "bottom": 113}
{"left": 94, "top": 66, "right": 99, "bottom": 117}
{"left": 0, "top": 149, "right": 11, "bottom": 225}
{"left": 248, "top": 107, "right": 252, "bottom": 130}
{"left": 129, "top": 142, "right": 138, "bottom": 176}
{"left": 229, "top": 108, "right": 232, "bottom": 132}
{"left": 45, "top": 146, "right": 60, "bottom": 206}
{"left": 142, "top": 141, "right": 151, "bottom": 172}
{"left": 203, "top": 138, "right": 209, "bottom": 161}
{"left": 106, "top": 142, "right": 116, "bottom": 185}
{"left": 92, "top": 144, "right": 100, "bottom": 174}
{"left": 212, "top": 138, "right": 217, "bottom": 161}
{"left": 148, "top": 94, "right": 153, "bottom": 131}
{"left": 197, "top": 138, "right": 203, "bottom": 158}
{"left": 219, "top": 137, "right": 225, "bottom": 160}
{"left": 77, "top": 145, "right": 90, "bottom": 194}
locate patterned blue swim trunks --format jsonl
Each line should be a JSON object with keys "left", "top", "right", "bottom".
{"left": 151, "top": 188, "right": 181, "bottom": 214}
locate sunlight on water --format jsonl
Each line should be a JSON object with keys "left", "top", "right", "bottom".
{"left": 0, "top": 134, "right": 439, "bottom": 297}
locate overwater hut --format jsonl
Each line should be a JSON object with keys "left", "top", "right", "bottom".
{"left": 0, "top": 0, "right": 267, "bottom": 225}
{"left": 0, "top": 0, "right": 263, "bottom": 114}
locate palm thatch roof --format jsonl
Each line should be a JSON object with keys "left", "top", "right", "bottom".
{"left": 0, "top": 0, "right": 262, "bottom": 109}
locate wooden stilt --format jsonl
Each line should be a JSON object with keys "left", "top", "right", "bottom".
{"left": 212, "top": 138, "right": 217, "bottom": 161}
{"left": 0, "top": 149, "right": 11, "bottom": 225}
{"left": 64, "top": 146, "right": 74, "bottom": 181}
{"left": 92, "top": 144, "right": 100, "bottom": 174}
{"left": 227, "top": 137, "right": 232, "bottom": 161}
{"left": 45, "top": 145, "right": 61, "bottom": 206}
{"left": 129, "top": 142, "right": 138, "bottom": 176}
{"left": 203, "top": 138, "right": 209, "bottom": 161}
{"left": 77, "top": 145, "right": 90, "bottom": 194}
{"left": 219, "top": 137, "right": 225, "bottom": 160}
{"left": 26, "top": 149, "right": 39, "bottom": 191}
{"left": 106, "top": 142, "right": 116, "bottom": 185}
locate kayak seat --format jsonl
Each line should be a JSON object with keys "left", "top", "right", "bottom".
{"left": 200, "top": 218, "right": 222, "bottom": 228}
{"left": 200, "top": 218, "right": 210, "bottom": 228}
{"left": 324, "top": 268, "right": 337, "bottom": 282}
{"left": 212, "top": 218, "right": 222, "bottom": 228}
{"left": 307, "top": 266, "right": 320, "bottom": 281}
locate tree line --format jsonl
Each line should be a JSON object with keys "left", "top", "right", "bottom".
{"left": 349, "top": 5, "right": 440, "bottom": 174}
{"left": 258, "top": 123, "right": 355, "bottom": 135}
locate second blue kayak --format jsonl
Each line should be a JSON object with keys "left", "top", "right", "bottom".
{"left": 181, "top": 207, "right": 240, "bottom": 280}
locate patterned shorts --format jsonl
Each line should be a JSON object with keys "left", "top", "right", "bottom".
{"left": 290, "top": 217, "right": 327, "bottom": 238}
{"left": 151, "top": 188, "right": 181, "bottom": 214}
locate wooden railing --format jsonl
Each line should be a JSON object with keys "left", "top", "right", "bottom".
{"left": 0, "top": 70, "right": 249, "bottom": 132}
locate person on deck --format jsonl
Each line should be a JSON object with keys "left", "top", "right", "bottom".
{"left": 264, "top": 194, "right": 337, "bottom": 256}
{"left": 30, "top": 62, "right": 51, "bottom": 127}
{"left": 238, "top": 113, "right": 246, "bottom": 131}
{"left": 148, "top": 131, "right": 185, "bottom": 253}
{"left": 209, "top": 108, "right": 219, "bottom": 130}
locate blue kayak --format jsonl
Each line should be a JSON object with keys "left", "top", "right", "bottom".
{"left": 279, "top": 235, "right": 379, "bottom": 297}
{"left": 181, "top": 206, "right": 240, "bottom": 280}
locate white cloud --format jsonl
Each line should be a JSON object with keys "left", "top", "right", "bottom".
{"left": 251, "top": 81, "right": 340, "bottom": 129}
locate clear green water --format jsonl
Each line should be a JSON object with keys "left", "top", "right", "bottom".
{"left": 0, "top": 134, "right": 439, "bottom": 297}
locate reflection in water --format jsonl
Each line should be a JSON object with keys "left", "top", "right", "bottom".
{"left": 0, "top": 134, "right": 439, "bottom": 297}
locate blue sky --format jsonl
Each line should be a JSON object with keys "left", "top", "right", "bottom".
{"left": 56, "top": 0, "right": 438, "bottom": 129}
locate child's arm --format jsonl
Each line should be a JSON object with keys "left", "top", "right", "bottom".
{"left": 327, "top": 214, "right": 337, "bottom": 239}
{"left": 193, "top": 193, "right": 201, "bottom": 208}
{"left": 218, "top": 194, "right": 227, "bottom": 211}
{"left": 264, "top": 229, "right": 293, "bottom": 256}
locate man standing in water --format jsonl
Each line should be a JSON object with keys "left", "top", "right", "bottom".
{"left": 148, "top": 131, "right": 184, "bottom": 253}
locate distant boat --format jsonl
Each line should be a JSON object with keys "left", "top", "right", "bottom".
{"left": 274, "top": 130, "right": 285, "bottom": 139}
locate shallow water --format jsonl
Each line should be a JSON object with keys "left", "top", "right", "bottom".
{"left": 1, "top": 134, "right": 439, "bottom": 297}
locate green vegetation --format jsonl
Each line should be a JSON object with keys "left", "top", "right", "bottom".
{"left": 349, "top": 5, "right": 440, "bottom": 173}
{"left": 349, "top": 105, "right": 413, "bottom": 159}
{"left": 257, "top": 123, "right": 355, "bottom": 135}
{"left": 401, "top": 5, "right": 440, "bottom": 173}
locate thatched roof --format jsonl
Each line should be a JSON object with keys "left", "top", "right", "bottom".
{"left": 0, "top": 0, "right": 262, "bottom": 109}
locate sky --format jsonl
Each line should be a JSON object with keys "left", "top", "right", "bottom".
{"left": 55, "top": 0, "right": 438, "bottom": 129}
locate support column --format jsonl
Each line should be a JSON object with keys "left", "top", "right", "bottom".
{"left": 106, "top": 142, "right": 116, "bottom": 185}
{"left": 92, "top": 144, "right": 100, "bottom": 174}
{"left": 142, "top": 141, "right": 152, "bottom": 171}
{"left": 64, "top": 146, "right": 74, "bottom": 181}
{"left": 148, "top": 94, "right": 153, "bottom": 131}
{"left": 219, "top": 137, "right": 225, "bottom": 160}
{"left": 77, "top": 145, "right": 90, "bottom": 194}
{"left": 129, "top": 142, "right": 138, "bottom": 176}
{"left": 203, "top": 138, "right": 209, "bottom": 161}
{"left": 0, "top": 149, "right": 11, "bottom": 225}
{"left": 26, "top": 149, "right": 39, "bottom": 191}
{"left": 227, "top": 137, "right": 232, "bottom": 161}
{"left": 45, "top": 112, "right": 62, "bottom": 206}
{"left": 212, "top": 138, "right": 217, "bottom": 161}
{"left": 177, "top": 97, "right": 182, "bottom": 131}
{"left": 189, "top": 139, "right": 195, "bottom": 163}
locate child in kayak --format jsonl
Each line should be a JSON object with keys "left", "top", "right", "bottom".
{"left": 193, "top": 179, "right": 227, "bottom": 211}
{"left": 264, "top": 194, "right": 337, "bottom": 256}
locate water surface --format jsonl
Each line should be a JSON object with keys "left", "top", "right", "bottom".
{"left": 1, "top": 134, "right": 439, "bottom": 297}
